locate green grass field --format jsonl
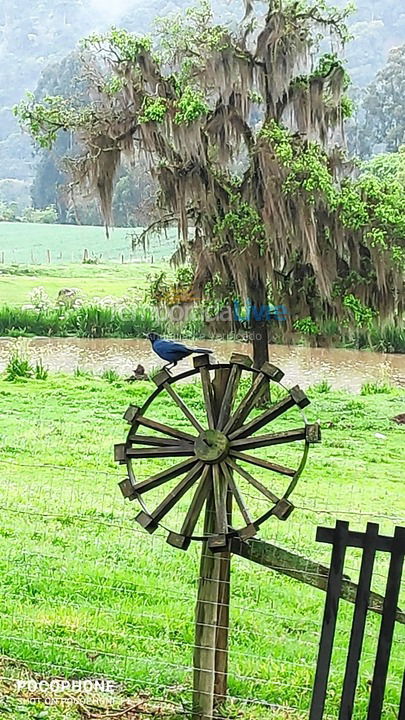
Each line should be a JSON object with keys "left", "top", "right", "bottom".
{"left": 0, "top": 372, "right": 403, "bottom": 719}
{"left": 0, "top": 262, "right": 171, "bottom": 306}
{"left": 0, "top": 222, "right": 176, "bottom": 265}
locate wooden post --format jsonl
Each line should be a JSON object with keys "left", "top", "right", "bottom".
{"left": 47, "top": 249, "right": 51, "bottom": 264}
{"left": 193, "top": 368, "right": 231, "bottom": 720}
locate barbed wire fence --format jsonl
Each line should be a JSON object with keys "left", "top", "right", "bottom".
{"left": 0, "top": 385, "right": 404, "bottom": 719}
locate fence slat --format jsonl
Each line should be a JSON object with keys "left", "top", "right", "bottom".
{"left": 338, "top": 523, "right": 379, "bottom": 720}
{"left": 398, "top": 672, "right": 405, "bottom": 720}
{"left": 309, "top": 520, "right": 349, "bottom": 720}
{"left": 367, "top": 526, "right": 405, "bottom": 720}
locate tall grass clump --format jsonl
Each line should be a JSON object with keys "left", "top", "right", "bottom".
{"left": 0, "top": 303, "right": 173, "bottom": 338}
{"left": 34, "top": 359, "right": 48, "bottom": 380}
{"left": 310, "top": 379, "right": 332, "bottom": 394}
{"left": 360, "top": 380, "right": 394, "bottom": 395}
{"left": 101, "top": 369, "right": 120, "bottom": 383}
{"left": 5, "top": 351, "right": 33, "bottom": 380}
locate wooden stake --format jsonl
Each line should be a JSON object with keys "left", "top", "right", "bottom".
{"left": 193, "top": 368, "right": 231, "bottom": 720}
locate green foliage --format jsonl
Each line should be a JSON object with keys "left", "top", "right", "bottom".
{"left": 83, "top": 28, "right": 152, "bottom": 62}
{"left": 144, "top": 271, "right": 171, "bottom": 305}
{"left": 34, "top": 360, "right": 49, "bottom": 380}
{"left": 214, "top": 200, "right": 266, "bottom": 251}
{"left": 174, "top": 87, "right": 208, "bottom": 125}
{"left": 144, "top": 267, "right": 195, "bottom": 304}
{"left": 261, "top": 122, "right": 337, "bottom": 205}
{"left": 14, "top": 93, "right": 94, "bottom": 150}
{"left": 357, "top": 44, "right": 405, "bottom": 157}
{"left": 73, "top": 366, "right": 93, "bottom": 378}
{"left": 293, "top": 316, "right": 320, "bottom": 335}
{"left": 102, "top": 76, "right": 126, "bottom": 97}
{"left": 340, "top": 95, "right": 354, "bottom": 118}
{"left": 101, "top": 368, "right": 120, "bottom": 383}
{"left": 175, "top": 266, "right": 194, "bottom": 286}
{"left": 337, "top": 182, "right": 368, "bottom": 230}
{"left": 0, "top": 202, "right": 18, "bottom": 222}
{"left": 362, "top": 147, "right": 405, "bottom": 187}
{"left": 260, "top": 120, "right": 293, "bottom": 164}
{"left": 22, "top": 206, "right": 58, "bottom": 224}
{"left": 364, "top": 324, "right": 405, "bottom": 353}
{"left": 284, "top": 143, "right": 336, "bottom": 205}
{"left": 5, "top": 351, "right": 33, "bottom": 381}
{"left": 155, "top": 1, "right": 227, "bottom": 69}
{"left": 343, "top": 294, "right": 375, "bottom": 329}
{"left": 313, "top": 53, "right": 350, "bottom": 88}
{"left": 360, "top": 380, "right": 394, "bottom": 395}
{"left": 310, "top": 379, "right": 332, "bottom": 393}
{"left": 139, "top": 97, "right": 169, "bottom": 124}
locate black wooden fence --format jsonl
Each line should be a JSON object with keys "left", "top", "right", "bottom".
{"left": 310, "top": 520, "right": 405, "bottom": 720}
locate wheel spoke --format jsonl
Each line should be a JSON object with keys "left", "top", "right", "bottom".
{"left": 225, "top": 458, "right": 280, "bottom": 504}
{"left": 162, "top": 382, "right": 205, "bottom": 433}
{"left": 229, "top": 385, "right": 309, "bottom": 441}
{"left": 198, "top": 365, "right": 216, "bottom": 429}
{"left": 130, "top": 435, "right": 192, "bottom": 447}
{"left": 133, "top": 415, "right": 197, "bottom": 443}
{"left": 230, "top": 427, "right": 306, "bottom": 451}
{"left": 229, "top": 450, "right": 296, "bottom": 477}
{"left": 212, "top": 464, "right": 229, "bottom": 536}
{"left": 228, "top": 395, "right": 294, "bottom": 441}
{"left": 216, "top": 364, "right": 244, "bottom": 431}
{"left": 130, "top": 457, "right": 198, "bottom": 495}
{"left": 136, "top": 461, "right": 204, "bottom": 531}
{"left": 220, "top": 462, "right": 253, "bottom": 526}
{"left": 179, "top": 466, "right": 211, "bottom": 537}
{"left": 126, "top": 446, "right": 195, "bottom": 459}
{"left": 222, "top": 372, "right": 270, "bottom": 435}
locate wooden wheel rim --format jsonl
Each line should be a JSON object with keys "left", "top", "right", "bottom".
{"left": 117, "top": 361, "right": 319, "bottom": 543}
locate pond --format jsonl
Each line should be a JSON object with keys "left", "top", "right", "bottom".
{"left": 0, "top": 337, "right": 404, "bottom": 392}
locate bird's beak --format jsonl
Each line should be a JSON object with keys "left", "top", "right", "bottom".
{"left": 143, "top": 333, "right": 149, "bottom": 338}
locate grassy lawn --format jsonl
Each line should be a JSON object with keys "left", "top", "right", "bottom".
{"left": 0, "top": 372, "right": 403, "bottom": 719}
{"left": 0, "top": 262, "right": 171, "bottom": 306}
{"left": 0, "top": 222, "right": 176, "bottom": 265}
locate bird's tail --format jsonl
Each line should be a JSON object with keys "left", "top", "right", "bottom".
{"left": 192, "top": 348, "right": 213, "bottom": 354}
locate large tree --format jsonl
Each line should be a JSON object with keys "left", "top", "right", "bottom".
{"left": 16, "top": 0, "right": 404, "bottom": 366}
{"left": 355, "top": 44, "right": 405, "bottom": 157}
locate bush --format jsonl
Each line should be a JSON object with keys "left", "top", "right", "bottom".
{"left": 22, "top": 206, "right": 58, "bottom": 224}
{"left": 360, "top": 381, "right": 394, "bottom": 395}
{"left": 5, "top": 351, "right": 33, "bottom": 380}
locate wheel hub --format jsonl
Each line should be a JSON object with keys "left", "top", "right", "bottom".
{"left": 194, "top": 429, "right": 229, "bottom": 464}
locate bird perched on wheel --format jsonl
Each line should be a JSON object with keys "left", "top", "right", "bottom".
{"left": 145, "top": 333, "right": 213, "bottom": 370}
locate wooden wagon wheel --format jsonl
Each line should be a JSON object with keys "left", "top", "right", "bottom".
{"left": 115, "top": 353, "right": 320, "bottom": 551}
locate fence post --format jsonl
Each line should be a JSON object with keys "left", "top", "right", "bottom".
{"left": 193, "top": 368, "right": 231, "bottom": 720}
{"left": 366, "top": 526, "right": 405, "bottom": 720}
{"left": 47, "top": 249, "right": 51, "bottom": 264}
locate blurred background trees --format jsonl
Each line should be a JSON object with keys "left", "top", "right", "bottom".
{"left": 1, "top": 0, "right": 405, "bottom": 222}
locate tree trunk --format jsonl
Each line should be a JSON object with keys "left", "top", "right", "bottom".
{"left": 247, "top": 275, "right": 270, "bottom": 368}
{"left": 247, "top": 275, "right": 270, "bottom": 403}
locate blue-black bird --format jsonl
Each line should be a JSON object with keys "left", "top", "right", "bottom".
{"left": 145, "top": 333, "right": 213, "bottom": 370}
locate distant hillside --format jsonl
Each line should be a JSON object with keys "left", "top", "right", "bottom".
{"left": 0, "top": 0, "right": 404, "bottom": 189}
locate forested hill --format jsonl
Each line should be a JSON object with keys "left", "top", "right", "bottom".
{"left": 0, "top": 0, "right": 404, "bottom": 185}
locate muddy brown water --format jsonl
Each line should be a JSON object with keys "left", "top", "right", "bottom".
{"left": 0, "top": 337, "right": 404, "bottom": 392}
